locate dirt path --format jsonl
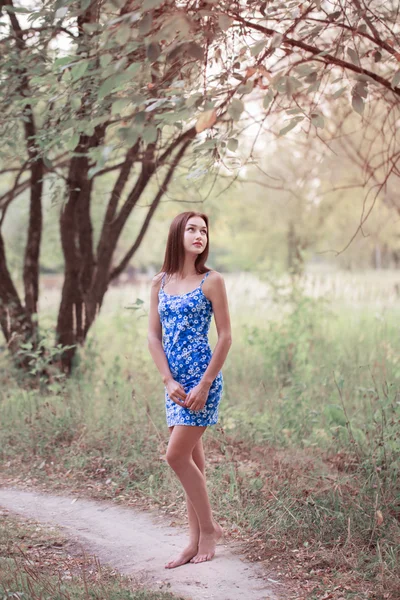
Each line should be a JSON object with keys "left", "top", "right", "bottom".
{"left": 0, "top": 486, "right": 286, "bottom": 600}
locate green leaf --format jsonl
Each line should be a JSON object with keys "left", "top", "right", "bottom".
{"left": 98, "top": 72, "right": 130, "bottom": 100}
{"left": 111, "top": 99, "right": 131, "bottom": 115}
{"left": 332, "top": 86, "right": 347, "bottom": 99}
{"left": 43, "top": 156, "right": 53, "bottom": 169}
{"left": 278, "top": 117, "right": 304, "bottom": 136}
{"left": 311, "top": 112, "right": 324, "bottom": 128}
{"left": 263, "top": 90, "right": 273, "bottom": 109}
{"left": 315, "top": 50, "right": 331, "bottom": 57}
{"left": 232, "top": 72, "right": 244, "bottom": 81}
{"left": 82, "top": 22, "right": 100, "bottom": 33}
{"left": 100, "top": 54, "right": 113, "bottom": 68}
{"left": 307, "top": 80, "right": 321, "bottom": 93}
{"left": 347, "top": 47, "right": 360, "bottom": 66}
{"left": 304, "top": 71, "right": 318, "bottom": 84}
{"left": 143, "top": 0, "right": 164, "bottom": 10}
{"left": 147, "top": 42, "right": 161, "bottom": 62}
{"left": 134, "top": 111, "right": 146, "bottom": 125}
{"left": 354, "top": 81, "right": 368, "bottom": 99}
{"left": 285, "top": 77, "right": 299, "bottom": 98}
{"left": 295, "top": 64, "right": 315, "bottom": 77}
{"left": 88, "top": 164, "right": 103, "bottom": 179}
{"left": 142, "top": 125, "right": 158, "bottom": 144}
{"left": 391, "top": 70, "right": 400, "bottom": 88}
{"left": 118, "top": 127, "right": 140, "bottom": 145}
{"left": 271, "top": 33, "right": 283, "bottom": 48}
{"left": 160, "top": 14, "right": 190, "bottom": 41}
{"left": 126, "top": 63, "right": 141, "bottom": 76}
{"left": 237, "top": 80, "right": 254, "bottom": 94}
{"left": 3, "top": 4, "right": 29, "bottom": 13}
{"left": 286, "top": 108, "right": 303, "bottom": 115}
{"left": 71, "top": 95, "right": 81, "bottom": 110}
{"left": 54, "top": 55, "right": 77, "bottom": 68}
{"left": 250, "top": 39, "right": 267, "bottom": 57}
{"left": 351, "top": 93, "right": 364, "bottom": 115}
{"left": 187, "top": 42, "right": 204, "bottom": 61}
{"left": 71, "top": 60, "right": 89, "bottom": 81}
{"left": 228, "top": 98, "right": 244, "bottom": 121}
{"left": 139, "top": 13, "right": 152, "bottom": 36}
{"left": 66, "top": 132, "right": 80, "bottom": 151}
{"left": 373, "top": 50, "right": 382, "bottom": 63}
{"left": 117, "top": 24, "right": 131, "bottom": 45}
{"left": 126, "top": 298, "right": 145, "bottom": 311}
{"left": 145, "top": 98, "right": 167, "bottom": 112}
{"left": 355, "top": 73, "right": 376, "bottom": 85}
{"left": 227, "top": 138, "right": 238, "bottom": 152}
{"left": 155, "top": 111, "right": 180, "bottom": 124}
{"left": 186, "top": 93, "right": 203, "bottom": 108}
{"left": 285, "top": 77, "right": 293, "bottom": 98}
{"left": 218, "top": 15, "right": 233, "bottom": 31}
{"left": 271, "top": 75, "right": 285, "bottom": 93}
{"left": 327, "top": 10, "right": 341, "bottom": 21}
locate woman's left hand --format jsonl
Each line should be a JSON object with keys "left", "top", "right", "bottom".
{"left": 184, "top": 381, "right": 211, "bottom": 412}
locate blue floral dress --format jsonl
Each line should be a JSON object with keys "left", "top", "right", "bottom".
{"left": 158, "top": 270, "right": 224, "bottom": 427}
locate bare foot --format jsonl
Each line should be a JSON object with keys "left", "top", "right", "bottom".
{"left": 165, "top": 543, "right": 198, "bottom": 569}
{"left": 190, "top": 522, "right": 223, "bottom": 564}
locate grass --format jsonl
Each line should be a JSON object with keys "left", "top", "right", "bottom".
{"left": 0, "top": 511, "right": 183, "bottom": 600}
{"left": 1, "top": 270, "right": 399, "bottom": 600}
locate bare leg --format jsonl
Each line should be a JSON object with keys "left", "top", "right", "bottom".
{"left": 187, "top": 435, "right": 222, "bottom": 564}
{"left": 165, "top": 426, "right": 204, "bottom": 568}
{"left": 185, "top": 434, "right": 205, "bottom": 544}
{"left": 165, "top": 425, "right": 223, "bottom": 566}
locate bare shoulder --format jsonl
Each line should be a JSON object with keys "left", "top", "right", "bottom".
{"left": 203, "top": 270, "right": 226, "bottom": 298}
{"left": 207, "top": 270, "right": 224, "bottom": 284}
{"left": 151, "top": 272, "right": 164, "bottom": 291}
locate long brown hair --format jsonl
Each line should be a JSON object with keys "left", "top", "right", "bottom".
{"left": 158, "top": 211, "right": 211, "bottom": 278}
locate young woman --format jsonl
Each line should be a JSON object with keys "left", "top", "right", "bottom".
{"left": 147, "top": 211, "right": 232, "bottom": 569}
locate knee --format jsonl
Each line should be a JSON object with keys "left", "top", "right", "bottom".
{"left": 165, "top": 448, "right": 189, "bottom": 470}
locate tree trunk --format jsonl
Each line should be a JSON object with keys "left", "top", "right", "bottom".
{"left": 0, "top": 230, "right": 33, "bottom": 366}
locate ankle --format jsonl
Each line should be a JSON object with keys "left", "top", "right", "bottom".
{"left": 200, "top": 524, "right": 216, "bottom": 536}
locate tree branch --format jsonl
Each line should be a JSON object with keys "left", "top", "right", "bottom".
{"left": 5, "top": 0, "right": 44, "bottom": 320}
{"left": 109, "top": 138, "right": 193, "bottom": 282}
{"left": 228, "top": 11, "right": 400, "bottom": 98}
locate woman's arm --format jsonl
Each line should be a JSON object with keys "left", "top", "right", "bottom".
{"left": 199, "top": 271, "right": 232, "bottom": 385}
{"left": 147, "top": 274, "right": 174, "bottom": 385}
{"left": 185, "top": 271, "right": 232, "bottom": 411}
{"left": 147, "top": 275, "right": 187, "bottom": 404}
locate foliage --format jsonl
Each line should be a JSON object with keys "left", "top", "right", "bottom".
{"left": 0, "top": 0, "right": 399, "bottom": 374}
{"left": 0, "top": 516, "right": 182, "bottom": 600}
{"left": 1, "top": 0, "right": 399, "bottom": 176}
{"left": 1, "top": 272, "right": 399, "bottom": 597}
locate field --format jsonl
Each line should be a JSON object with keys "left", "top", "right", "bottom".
{"left": 0, "top": 511, "right": 182, "bottom": 600}
{"left": 1, "top": 269, "right": 399, "bottom": 600}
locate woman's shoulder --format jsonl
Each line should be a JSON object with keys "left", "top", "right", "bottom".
{"left": 151, "top": 271, "right": 165, "bottom": 289}
{"left": 205, "top": 269, "right": 224, "bottom": 282}
{"left": 203, "top": 270, "right": 225, "bottom": 293}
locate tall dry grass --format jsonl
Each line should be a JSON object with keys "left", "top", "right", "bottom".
{"left": 1, "top": 269, "right": 399, "bottom": 598}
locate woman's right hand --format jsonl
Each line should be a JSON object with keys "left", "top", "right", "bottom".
{"left": 165, "top": 378, "right": 187, "bottom": 407}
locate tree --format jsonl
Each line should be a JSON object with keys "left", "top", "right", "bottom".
{"left": 0, "top": 0, "right": 399, "bottom": 375}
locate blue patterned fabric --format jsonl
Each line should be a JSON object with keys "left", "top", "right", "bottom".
{"left": 158, "top": 270, "right": 224, "bottom": 427}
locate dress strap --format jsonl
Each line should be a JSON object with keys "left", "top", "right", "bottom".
{"left": 161, "top": 272, "right": 166, "bottom": 290}
{"left": 199, "top": 270, "right": 212, "bottom": 288}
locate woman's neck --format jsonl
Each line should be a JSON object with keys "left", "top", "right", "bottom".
{"left": 179, "top": 257, "right": 198, "bottom": 279}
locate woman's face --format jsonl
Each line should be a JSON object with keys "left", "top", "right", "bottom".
{"left": 183, "top": 216, "right": 208, "bottom": 256}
